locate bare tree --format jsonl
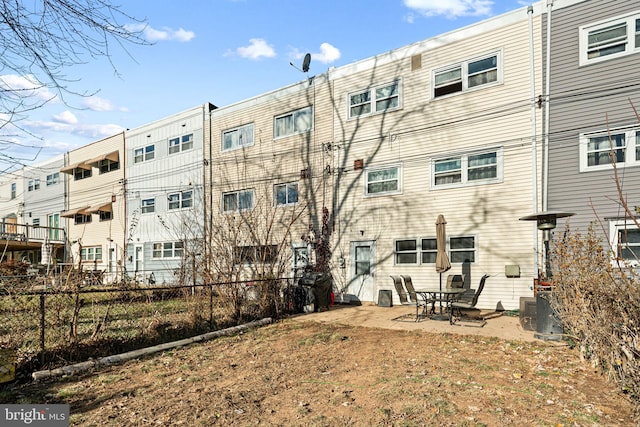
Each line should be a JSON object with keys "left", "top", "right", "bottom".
{"left": 0, "top": 0, "right": 149, "bottom": 152}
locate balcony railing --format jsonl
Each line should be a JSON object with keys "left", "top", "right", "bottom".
{"left": 0, "top": 222, "right": 66, "bottom": 245}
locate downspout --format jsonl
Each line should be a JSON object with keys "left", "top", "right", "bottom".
{"left": 528, "top": 5, "right": 539, "bottom": 280}
{"left": 543, "top": 0, "right": 553, "bottom": 213}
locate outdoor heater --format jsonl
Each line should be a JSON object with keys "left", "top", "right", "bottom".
{"left": 519, "top": 211, "right": 575, "bottom": 278}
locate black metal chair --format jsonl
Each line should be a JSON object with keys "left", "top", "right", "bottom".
{"left": 451, "top": 274, "right": 490, "bottom": 326}
{"left": 400, "top": 275, "right": 432, "bottom": 321}
{"left": 390, "top": 275, "right": 409, "bottom": 305}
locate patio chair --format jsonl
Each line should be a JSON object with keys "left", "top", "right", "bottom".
{"left": 451, "top": 274, "right": 490, "bottom": 326}
{"left": 390, "top": 275, "right": 409, "bottom": 305}
{"left": 446, "top": 274, "right": 465, "bottom": 288}
{"left": 400, "top": 275, "right": 432, "bottom": 321}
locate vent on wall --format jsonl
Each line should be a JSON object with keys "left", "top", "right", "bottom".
{"left": 411, "top": 54, "right": 422, "bottom": 71}
{"left": 354, "top": 159, "right": 364, "bottom": 170}
{"left": 300, "top": 168, "right": 310, "bottom": 179}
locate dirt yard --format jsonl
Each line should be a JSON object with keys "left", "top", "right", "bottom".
{"left": 2, "top": 319, "right": 638, "bottom": 426}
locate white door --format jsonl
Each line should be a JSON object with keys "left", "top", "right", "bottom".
{"left": 347, "top": 240, "right": 376, "bottom": 303}
{"left": 133, "top": 245, "right": 144, "bottom": 280}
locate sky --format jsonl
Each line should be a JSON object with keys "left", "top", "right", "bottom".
{"left": 1, "top": 0, "right": 531, "bottom": 169}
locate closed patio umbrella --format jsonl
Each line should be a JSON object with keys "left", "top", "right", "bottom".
{"left": 435, "top": 215, "right": 452, "bottom": 317}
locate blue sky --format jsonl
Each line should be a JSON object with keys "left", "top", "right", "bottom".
{"left": 2, "top": 0, "right": 529, "bottom": 168}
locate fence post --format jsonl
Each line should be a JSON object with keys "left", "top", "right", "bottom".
{"left": 209, "top": 284, "right": 213, "bottom": 329}
{"left": 39, "top": 293, "right": 45, "bottom": 365}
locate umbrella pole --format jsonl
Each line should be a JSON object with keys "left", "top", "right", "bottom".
{"left": 439, "top": 273, "right": 443, "bottom": 316}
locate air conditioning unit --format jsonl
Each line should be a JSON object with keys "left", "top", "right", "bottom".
{"left": 519, "top": 297, "right": 536, "bottom": 331}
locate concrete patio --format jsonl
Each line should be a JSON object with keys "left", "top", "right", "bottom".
{"left": 291, "top": 303, "right": 555, "bottom": 343}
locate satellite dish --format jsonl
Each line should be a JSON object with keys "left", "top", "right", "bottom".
{"left": 302, "top": 53, "right": 311, "bottom": 73}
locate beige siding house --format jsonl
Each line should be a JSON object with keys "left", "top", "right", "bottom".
{"left": 327, "top": 5, "right": 546, "bottom": 310}
{"left": 61, "top": 133, "right": 125, "bottom": 282}
{"left": 206, "top": 75, "right": 333, "bottom": 280}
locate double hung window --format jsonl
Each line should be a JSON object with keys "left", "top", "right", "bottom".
{"left": 274, "top": 106, "right": 312, "bottom": 138}
{"left": 81, "top": 246, "right": 102, "bottom": 261}
{"left": 46, "top": 173, "right": 59, "bottom": 186}
{"left": 432, "top": 149, "right": 501, "bottom": 188}
{"left": 134, "top": 145, "right": 155, "bottom": 163}
{"left": 168, "top": 191, "right": 193, "bottom": 210}
{"left": 223, "top": 123, "right": 254, "bottom": 151}
{"left": 74, "top": 167, "right": 91, "bottom": 180}
{"left": 433, "top": 51, "right": 500, "bottom": 98}
{"left": 394, "top": 236, "right": 476, "bottom": 265}
{"left": 28, "top": 179, "right": 40, "bottom": 192}
{"left": 141, "top": 198, "right": 155, "bottom": 214}
{"left": 169, "top": 134, "right": 194, "bottom": 154}
{"left": 580, "top": 12, "right": 640, "bottom": 65}
{"left": 349, "top": 81, "right": 401, "bottom": 118}
{"left": 152, "top": 241, "right": 184, "bottom": 259}
{"left": 609, "top": 220, "right": 640, "bottom": 266}
{"left": 579, "top": 127, "right": 640, "bottom": 172}
{"left": 99, "top": 159, "right": 119, "bottom": 174}
{"left": 274, "top": 182, "right": 298, "bottom": 206}
{"left": 223, "top": 189, "right": 254, "bottom": 212}
{"left": 365, "top": 165, "right": 401, "bottom": 196}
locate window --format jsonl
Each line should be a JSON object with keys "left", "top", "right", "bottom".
{"left": 274, "top": 106, "right": 312, "bottom": 138}
{"left": 141, "top": 198, "right": 155, "bottom": 214}
{"left": 223, "top": 189, "right": 254, "bottom": 212}
{"left": 349, "top": 81, "right": 401, "bottom": 118}
{"left": 99, "top": 159, "right": 119, "bottom": 174}
{"left": 579, "top": 127, "right": 640, "bottom": 172}
{"left": 74, "top": 213, "right": 92, "bottom": 224}
{"left": 74, "top": 167, "right": 92, "bottom": 180}
{"left": 134, "top": 145, "right": 155, "bottom": 163}
{"left": 580, "top": 12, "right": 640, "bottom": 66}
{"left": 450, "top": 236, "right": 475, "bottom": 263}
{"left": 169, "top": 133, "right": 194, "bottom": 154}
{"left": 433, "top": 51, "right": 500, "bottom": 98}
{"left": 28, "top": 179, "right": 40, "bottom": 192}
{"left": 81, "top": 246, "right": 102, "bottom": 261}
{"left": 610, "top": 221, "right": 640, "bottom": 266}
{"left": 46, "top": 173, "right": 59, "bottom": 186}
{"left": 99, "top": 210, "right": 112, "bottom": 221}
{"left": 421, "top": 238, "right": 437, "bottom": 264}
{"left": 168, "top": 190, "right": 193, "bottom": 210}
{"left": 395, "top": 239, "right": 418, "bottom": 264}
{"left": 32, "top": 218, "right": 40, "bottom": 227}
{"left": 10, "top": 183, "right": 16, "bottom": 199}
{"left": 223, "top": 123, "right": 254, "bottom": 151}
{"left": 274, "top": 182, "right": 299, "bottom": 206}
{"left": 365, "top": 165, "right": 401, "bottom": 196}
{"left": 292, "top": 243, "right": 309, "bottom": 272}
{"left": 432, "top": 149, "right": 501, "bottom": 188}
{"left": 152, "top": 241, "right": 184, "bottom": 259}
{"left": 234, "top": 245, "right": 278, "bottom": 265}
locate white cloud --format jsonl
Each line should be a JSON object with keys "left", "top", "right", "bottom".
{"left": 52, "top": 111, "right": 78, "bottom": 125}
{"left": 313, "top": 43, "right": 341, "bottom": 64}
{"left": 26, "top": 119, "right": 125, "bottom": 139}
{"left": 235, "top": 38, "right": 277, "bottom": 60}
{"left": 81, "top": 96, "right": 128, "bottom": 112}
{"left": 403, "top": 0, "right": 493, "bottom": 18}
{"left": 125, "top": 23, "right": 195, "bottom": 42}
{"left": 0, "top": 74, "right": 58, "bottom": 103}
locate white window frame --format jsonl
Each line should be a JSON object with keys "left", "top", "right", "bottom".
{"left": 394, "top": 239, "right": 418, "bottom": 265}
{"left": 579, "top": 126, "right": 640, "bottom": 172}
{"left": 222, "top": 189, "right": 255, "bottom": 213}
{"left": 274, "top": 182, "right": 299, "bottom": 206}
{"left": 274, "top": 106, "right": 313, "bottom": 139}
{"left": 223, "top": 123, "right": 254, "bottom": 151}
{"left": 609, "top": 219, "right": 640, "bottom": 267}
{"left": 168, "top": 133, "right": 194, "bottom": 154}
{"left": 81, "top": 246, "right": 102, "bottom": 261}
{"left": 10, "top": 183, "right": 15, "bottom": 199}
{"left": 348, "top": 80, "right": 401, "bottom": 119}
{"left": 141, "top": 198, "right": 155, "bottom": 214}
{"left": 431, "top": 148, "right": 503, "bottom": 189}
{"left": 168, "top": 190, "right": 193, "bottom": 210}
{"left": 432, "top": 50, "right": 502, "bottom": 99}
{"left": 46, "top": 172, "right": 59, "bottom": 186}
{"left": 450, "top": 235, "right": 476, "bottom": 263}
{"left": 152, "top": 241, "right": 184, "bottom": 259}
{"left": 27, "top": 179, "right": 40, "bottom": 192}
{"left": 579, "top": 11, "right": 640, "bottom": 66}
{"left": 134, "top": 144, "right": 155, "bottom": 164}
{"left": 364, "top": 164, "right": 402, "bottom": 197}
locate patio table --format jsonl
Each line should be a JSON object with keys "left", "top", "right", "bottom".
{"left": 414, "top": 287, "right": 466, "bottom": 323}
